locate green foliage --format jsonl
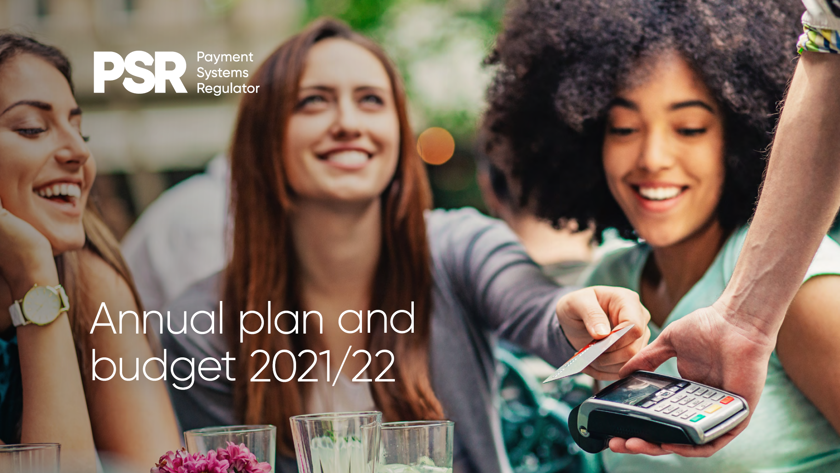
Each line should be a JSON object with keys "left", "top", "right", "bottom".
{"left": 305, "top": 0, "right": 398, "bottom": 32}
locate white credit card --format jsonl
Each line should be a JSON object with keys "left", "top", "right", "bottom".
{"left": 543, "top": 324, "right": 635, "bottom": 384}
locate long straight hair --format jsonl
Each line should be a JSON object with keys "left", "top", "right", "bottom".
{"left": 0, "top": 33, "right": 144, "bottom": 377}
{"left": 224, "top": 18, "right": 443, "bottom": 455}
{"left": 61, "top": 204, "right": 146, "bottom": 374}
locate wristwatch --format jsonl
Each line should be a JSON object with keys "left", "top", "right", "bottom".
{"left": 9, "top": 284, "right": 70, "bottom": 327}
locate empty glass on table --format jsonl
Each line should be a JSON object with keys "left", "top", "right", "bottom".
{"left": 0, "top": 443, "right": 60, "bottom": 473}
{"left": 379, "top": 420, "right": 454, "bottom": 473}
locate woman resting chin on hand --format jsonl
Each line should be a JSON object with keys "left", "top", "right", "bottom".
{"left": 0, "top": 35, "right": 179, "bottom": 472}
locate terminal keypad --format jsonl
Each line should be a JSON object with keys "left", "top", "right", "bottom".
{"left": 639, "top": 382, "right": 733, "bottom": 425}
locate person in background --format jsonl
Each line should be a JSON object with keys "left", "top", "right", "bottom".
{"left": 485, "top": 1, "right": 840, "bottom": 471}
{"left": 475, "top": 132, "right": 634, "bottom": 286}
{"left": 0, "top": 34, "right": 180, "bottom": 471}
{"left": 163, "top": 18, "right": 651, "bottom": 473}
{"left": 475, "top": 138, "right": 594, "bottom": 285}
{"left": 122, "top": 154, "right": 229, "bottom": 314}
{"left": 121, "top": 154, "right": 228, "bottom": 355}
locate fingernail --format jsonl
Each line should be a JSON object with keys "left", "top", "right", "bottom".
{"left": 594, "top": 324, "right": 609, "bottom": 336}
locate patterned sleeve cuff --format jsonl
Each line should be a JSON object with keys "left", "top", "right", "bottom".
{"left": 798, "top": 23, "right": 840, "bottom": 54}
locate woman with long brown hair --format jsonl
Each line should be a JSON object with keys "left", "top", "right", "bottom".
{"left": 0, "top": 34, "right": 180, "bottom": 471}
{"left": 163, "top": 18, "right": 650, "bottom": 473}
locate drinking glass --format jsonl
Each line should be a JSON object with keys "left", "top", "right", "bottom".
{"left": 184, "top": 425, "right": 276, "bottom": 471}
{"left": 290, "top": 411, "right": 381, "bottom": 473}
{"left": 379, "top": 421, "right": 454, "bottom": 473}
{"left": 0, "top": 443, "right": 60, "bottom": 473}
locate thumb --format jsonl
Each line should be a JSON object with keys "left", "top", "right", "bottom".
{"left": 619, "top": 332, "right": 676, "bottom": 377}
{"left": 574, "top": 288, "right": 612, "bottom": 339}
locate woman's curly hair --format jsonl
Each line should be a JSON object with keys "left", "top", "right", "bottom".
{"left": 484, "top": 0, "right": 801, "bottom": 241}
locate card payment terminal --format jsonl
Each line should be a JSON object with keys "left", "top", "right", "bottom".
{"left": 569, "top": 371, "right": 749, "bottom": 453}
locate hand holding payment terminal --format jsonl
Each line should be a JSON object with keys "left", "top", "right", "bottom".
{"left": 568, "top": 371, "right": 749, "bottom": 453}
{"left": 541, "top": 324, "right": 749, "bottom": 453}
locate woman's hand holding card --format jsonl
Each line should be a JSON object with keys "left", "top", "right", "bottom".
{"left": 555, "top": 286, "right": 651, "bottom": 380}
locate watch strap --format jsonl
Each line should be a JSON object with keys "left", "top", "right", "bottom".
{"left": 56, "top": 285, "right": 69, "bottom": 313}
{"left": 9, "top": 301, "right": 28, "bottom": 327}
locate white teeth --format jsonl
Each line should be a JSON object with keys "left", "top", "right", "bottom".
{"left": 326, "top": 150, "right": 369, "bottom": 167}
{"left": 35, "top": 183, "right": 82, "bottom": 199}
{"left": 639, "top": 186, "right": 682, "bottom": 201}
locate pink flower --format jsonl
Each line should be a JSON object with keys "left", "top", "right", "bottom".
{"left": 217, "top": 442, "right": 272, "bottom": 473}
{"left": 152, "top": 443, "right": 271, "bottom": 473}
{"left": 184, "top": 449, "right": 231, "bottom": 473}
{"left": 152, "top": 449, "right": 191, "bottom": 473}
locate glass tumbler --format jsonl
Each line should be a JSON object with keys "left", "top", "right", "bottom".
{"left": 184, "top": 425, "right": 276, "bottom": 471}
{"left": 379, "top": 421, "right": 454, "bottom": 473}
{"left": 0, "top": 443, "right": 60, "bottom": 473}
{"left": 290, "top": 411, "right": 381, "bottom": 473}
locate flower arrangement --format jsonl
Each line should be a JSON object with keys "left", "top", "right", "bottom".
{"left": 152, "top": 442, "right": 272, "bottom": 473}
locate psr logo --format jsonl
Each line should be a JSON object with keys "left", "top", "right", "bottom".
{"left": 93, "top": 51, "right": 187, "bottom": 94}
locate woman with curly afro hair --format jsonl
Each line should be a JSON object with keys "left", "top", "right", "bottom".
{"left": 485, "top": 0, "right": 840, "bottom": 471}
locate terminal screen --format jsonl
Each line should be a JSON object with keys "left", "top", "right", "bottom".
{"left": 599, "top": 376, "right": 671, "bottom": 406}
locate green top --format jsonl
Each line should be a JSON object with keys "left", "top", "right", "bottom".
{"left": 585, "top": 226, "right": 840, "bottom": 473}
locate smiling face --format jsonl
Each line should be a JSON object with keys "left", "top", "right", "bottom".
{"left": 283, "top": 38, "right": 400, "bottom": 205}
{"left": 602, "top": 53, "right": 725, "bottom": 248}
{"left": 0, "top": 53, "right": 95, "bottom": 254}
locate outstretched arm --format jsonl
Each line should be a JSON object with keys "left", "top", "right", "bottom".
{"left": 721, "top": 49, "right": 840, "bottom": 363}
{"left": 430, "top": 209, "right": 649, "bottom": 378}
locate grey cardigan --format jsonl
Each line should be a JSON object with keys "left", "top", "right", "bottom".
{"left": 162, "top": 208, "right": 577, "bottom": 473}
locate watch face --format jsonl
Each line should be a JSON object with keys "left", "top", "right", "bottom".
{"left": 21, "top": 286, "right": 62, "bottom": 325}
